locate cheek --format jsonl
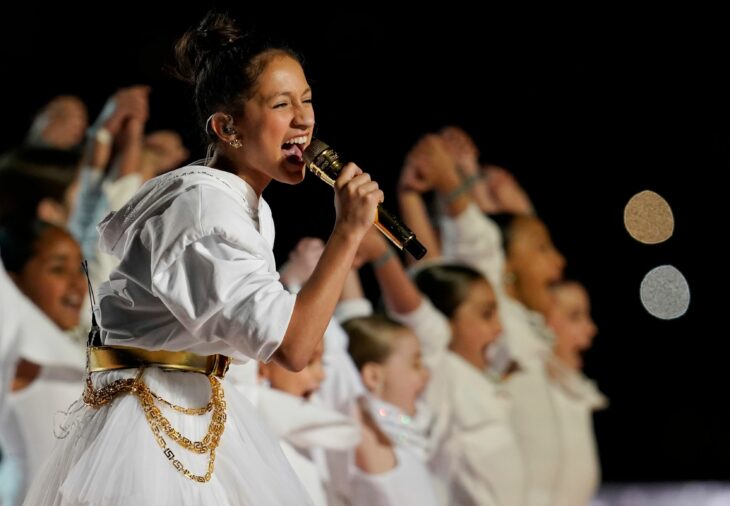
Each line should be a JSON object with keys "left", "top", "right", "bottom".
{"left": 22, "top": 273, "right": 65, "bottom": 309}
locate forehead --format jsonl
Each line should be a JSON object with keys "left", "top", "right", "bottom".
{"left": 512, "top": 216, "right": 549, "bottom": 243}
{"left": 467, "top": 279, "right": 494, "bottom": 302}
{"left": 391, "top": 330, "right": 420, "bottom": 355}
{"left": 35, "top": 228, "right": 80, "bottom": 256}
{"left": 252, "top": 54, "right": 308, "bottom": 97}
{"left": 555, "top": 284, "right": 588, "bottom": 307}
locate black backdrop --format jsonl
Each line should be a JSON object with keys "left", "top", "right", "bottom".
{"left": 1, "top": 5, "right": 727, "bottom": 482}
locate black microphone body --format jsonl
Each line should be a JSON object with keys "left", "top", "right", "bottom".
{"left": 303, "top": 139, "right": 427, "bottom": 260}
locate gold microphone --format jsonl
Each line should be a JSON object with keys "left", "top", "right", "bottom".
{"left": 303, "top": 139, "right": 427, "bottom": 260}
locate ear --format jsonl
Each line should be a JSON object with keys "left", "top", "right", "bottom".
{"left": 36, "top": 198, "right": 67, "bottom": 226}
{"left": 208, "top": 112, "right": 238, "bottom": 143}
{"left": 361, "top": 362, "right": 385, "bottom": 395}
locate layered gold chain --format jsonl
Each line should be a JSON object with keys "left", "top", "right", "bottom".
{"left": 83, "top": 368, "right": 226, "bottom": 483}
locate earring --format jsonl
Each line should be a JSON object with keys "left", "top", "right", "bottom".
{"left": 504, "top": 271, "right": 517, "bottom": 285}
{"left": 229, "top": 138, "right": 243, "bottom": 149}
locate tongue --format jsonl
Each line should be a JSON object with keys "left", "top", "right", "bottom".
{"left": 282, "top": 143, "right": 303, "bottom": 162}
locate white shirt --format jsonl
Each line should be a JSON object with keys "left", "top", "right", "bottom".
{"left": 0, "top": 262, "right": 82, "bottom": 415}
{"left": 1, "top": 261, "right": 85, "bottom": 504}
{"left": 393, "top": 299, "right": 526, "bottom": 506}
{"left": 94, "top": 166, "right": 296, "bottom": 363}
{"left": 237, "top": 383, "right": 360, "bottom": 506}
{"left": 549, "top": 357, "right": 607, "bottom": 506}
{"left": 441, "top": 205, "right": 564, "bottom": 506}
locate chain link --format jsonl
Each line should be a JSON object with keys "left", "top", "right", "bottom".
{"left": 83, "top": 368, "right": 226, "bottom": 483}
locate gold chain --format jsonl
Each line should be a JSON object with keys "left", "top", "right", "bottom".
{"left": 83, "top": 368, "right": 226, "bottom": 483}
{"left": 149, "top": 390, "right": 213, "bottom": 415}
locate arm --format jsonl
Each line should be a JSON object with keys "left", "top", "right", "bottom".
{"left": 356, "top": 229, "right": 451, "bottom": 364}
{"left": 275, "top": 163, "right": 383, "bottom": 371}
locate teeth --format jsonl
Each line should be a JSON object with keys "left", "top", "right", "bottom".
{"left": 285, "top": 136, "right": 307, "bottom": 145}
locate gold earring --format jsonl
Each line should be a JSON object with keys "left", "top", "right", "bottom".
{"left": 504, "top": 271, "right": 517, "bottom": 285}
{"left": 229, "top": 138, "right": 243, "bottom": 149}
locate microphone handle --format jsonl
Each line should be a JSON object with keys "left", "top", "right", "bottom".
{"left": 306, "top": 157, "right": 426, "bottom": 260}
{"left": 374, "top": 204, "right": 427, "bottom": 260}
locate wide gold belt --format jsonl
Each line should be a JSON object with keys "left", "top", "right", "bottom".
{"left": 88, "top": 345, "right": 230, "bottom": 378}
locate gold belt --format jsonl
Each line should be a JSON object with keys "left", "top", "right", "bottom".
{"left": 88, "top": 345, "right": 230, "bottom": 378}
{"left": 84, "top": 345, "right": 229, "bottom": 483}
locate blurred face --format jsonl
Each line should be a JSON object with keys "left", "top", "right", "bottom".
{"left": 548, "top": 283, "right": 597, "bottom": 370}
{"left": 14, "top": 228, "right": 86, "bottom": 330}
{"left": 141, "top": 130, "right": 190, "bottom": 177}
{"left": 261, "top": 339, "right": 325, "bottom": 399}
{"left": 233, "top": 54, "right": 315, "bottom": 189}
{"left": 506, "top": 217, "right": 566, "bottom": 317}
{"left": 378, "top": 331, "right": 430, "bottom": 417}
{"left": 449, "top": 279, "right": 502, "bottom": 371}
{"left": 34, "top": 96, "right": 88, "bottom": 149}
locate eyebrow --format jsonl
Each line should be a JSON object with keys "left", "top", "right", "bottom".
{"left": 267, "top": 87, "right": 312, "bottom": 100}
{"left": 45, "top": 254, "right": 76, "bottom": 261}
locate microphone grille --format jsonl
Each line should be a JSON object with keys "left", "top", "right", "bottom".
{"left": 303, "top": 138, "right": 330, "bottom": 165}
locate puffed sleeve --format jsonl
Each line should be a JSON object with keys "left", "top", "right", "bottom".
{"left": 150, "top": 234, "right": 296, "bottom": 363}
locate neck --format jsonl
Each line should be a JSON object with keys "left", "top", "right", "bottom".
{"left": 504, "top": 281, "right": 518, "bottom": 301}
{"left": 555, "top": 350, "right": 582, "bottom": 370}
{"left": 208, "top": 151, "right": 271, "bottom": 197}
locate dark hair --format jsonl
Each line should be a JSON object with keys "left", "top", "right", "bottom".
{"left": 489, "top": 213, "right": 519, "bottom": 254}
{"left": 0, "top": 146, "right": 80, "bottom": 227}
{"left": 0, "top": 219, "right": 55, "bottom": 273}
{"left": 344, "top": 315, "right": 409, "bottom": 371}
{"left": 414, "top": 264, "right": 487, "bottom": 318}
{"left": 172, "top": 10, "right": 301, "bottom": 144}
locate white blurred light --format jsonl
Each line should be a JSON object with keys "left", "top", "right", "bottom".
{"left": 640, "top": 265, "right": 690, "bottom": 319}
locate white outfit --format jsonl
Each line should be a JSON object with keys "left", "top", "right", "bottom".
{"left": 325, "top": 300, "right": 441, "bottom": 506}
{"left": 392, "top": 299, "right": 526, "bottom": 506}
{"left": 350, "top": 446, "right": 439, "bottom": 506}
{"left": 441, "top": 204, "right": 564, "bottom": 506}
{"left": 549, "top": 357, "right": 607, "bottom": 506}
{"left": 1, "top": 262, "right": 85, "bottom": 505}
{"left": 23, "top": 166, "right": 311, "bottom": 505}
{"left": 235, "top": 382, "right": 361, "bottom": 506}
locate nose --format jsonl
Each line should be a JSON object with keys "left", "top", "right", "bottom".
{"left": 553, "top": 249, "right": 566, "bottom": 273}
{"left": 422, "top": 365, "right": 431, "bottom": 385}
{"left": 588, "top": 318, "right": 598, "bottom": 340}
{"left": 71, "top": 269, "right": 87, "bottom": 294}
{"left": 293, "top": 103, "right": 315, "bottom": 129}
{"left": 492, "top": 317, "right": 504, "bottom": 341}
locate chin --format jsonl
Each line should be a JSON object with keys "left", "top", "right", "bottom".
{"left": 279, "top": 161, "right": 306, "bottom": 184}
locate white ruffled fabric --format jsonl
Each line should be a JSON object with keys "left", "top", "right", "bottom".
{"left": 23, "top": 368, "right": 311, "bottom": 506}
{"left": 364, "top": 395, "right": 433, "bottom": 462}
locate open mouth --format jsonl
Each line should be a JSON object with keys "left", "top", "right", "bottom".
{"left": 61, "top": 294, "right": 83, "bottom": 312}
{"left": 281, "top": 135, "right": 308, "bottom": 164}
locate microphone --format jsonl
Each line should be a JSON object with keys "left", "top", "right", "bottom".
{"left": 303, "top": 139, "right": 427, "bottom": 260}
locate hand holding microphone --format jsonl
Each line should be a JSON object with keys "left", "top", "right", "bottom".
{"left": 304, "top": 139, "right": 427, "bottom": 260}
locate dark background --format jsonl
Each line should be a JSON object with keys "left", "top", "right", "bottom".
{"left": 1, "top": 5, "right": 727, "bottom": 482}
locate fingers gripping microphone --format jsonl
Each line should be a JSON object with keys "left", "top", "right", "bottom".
{"left": 303, "top": 139, "right": 427, "bottom": 260}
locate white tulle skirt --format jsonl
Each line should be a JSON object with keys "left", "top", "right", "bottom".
{"left": 23, "top": 367, "right": 312, "bottom": 505}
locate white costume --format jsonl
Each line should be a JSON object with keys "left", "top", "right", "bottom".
{"left": 549, "top": 357, "right": 607, "bottom": 506}
{"left": 441, "top": 204, "right": 564, "bottom": 506}
{"left": 23, "top": 166, "right": 313, "bottom": 505}
{"left": 393, "top": 298, "right": 526, "bottom": 506}
{"left": 316, "top": 300, "right": 439, "bottom": 506}
{"left": 1, "top": 262, "right": 85, "bottom": 505}
{"left": 232, "top": 379, "right": 360, "bottom": 506}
